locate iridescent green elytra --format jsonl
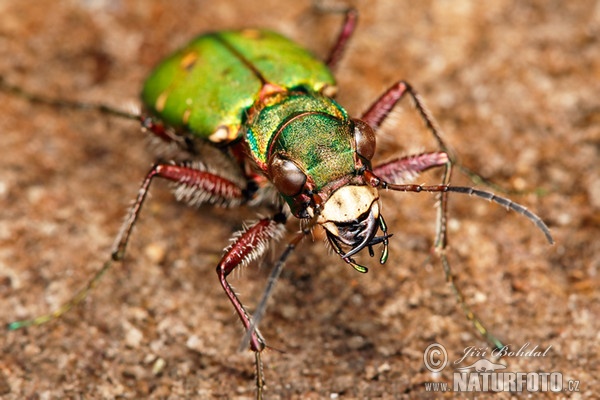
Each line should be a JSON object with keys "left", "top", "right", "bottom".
{"left": 141, "top": 29, "right": 336, "bottom": 143}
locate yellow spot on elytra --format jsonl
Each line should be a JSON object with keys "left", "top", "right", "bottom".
{"left": 182, "top": 108, "right": 192, "bottom": 124}
{"left": 180, "top": 51, "right": 198, "bottom": 71}
{"left": 209, "top": 126, "right": 231, "bottom": 142}
{"left": 155, "top": 91, "right": 169, "bottom": 112}
{"left": 321, "top": 84, "right": 338, "bottom": 97}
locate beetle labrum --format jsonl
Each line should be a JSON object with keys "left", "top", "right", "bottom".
{"left": 5, "top": 8, "right": 553, "bottom": 398}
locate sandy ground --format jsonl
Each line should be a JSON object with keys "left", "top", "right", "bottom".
{"left": 1, "top": 0, "right": 598, "bottom": 398}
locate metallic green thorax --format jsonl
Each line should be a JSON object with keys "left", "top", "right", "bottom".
{"left": 246, "top": 91, "right": 354, "bottom": 191}
{"left": 141, "top": 29, "right": 336, "bottom": 142}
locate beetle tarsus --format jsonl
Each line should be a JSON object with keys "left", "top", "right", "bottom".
{"left": 255, "top": 351, "right": 265, "bottom": 400}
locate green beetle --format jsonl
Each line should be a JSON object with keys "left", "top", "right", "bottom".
{"left": 7, "top": 8, "right": 553, "bottom": 399}
{"left": 141, "top": 29, "right": 337, "bottom": 142}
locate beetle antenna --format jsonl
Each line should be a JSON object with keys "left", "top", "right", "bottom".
{"left": 379, "top": 182, "right": 554, "bottom": 244}
{"left": 0, "top": 76, "right": 140, "bottom": 120}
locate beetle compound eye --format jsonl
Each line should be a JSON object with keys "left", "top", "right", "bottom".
{"left": 353, "top": 119, "right": 376, "bottom": 160}
{"left": 269, "top": 155, "right": 307, "bottom": 197}
{"left": 352, "top": 119, "right": 376, "bottom": 161}
{"left": 353, "top": 119, "right": 375, "bottom": 160}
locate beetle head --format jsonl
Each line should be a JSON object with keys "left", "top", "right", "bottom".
{"left": 314, "top": 119, "right": 389, "bottom": 269}
{"left": 268, "top": 116, "right": 388, "bottom": 270}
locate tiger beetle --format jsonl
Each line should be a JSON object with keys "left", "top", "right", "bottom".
{"left": 5, "top": 7, "right": 553, "bottom": 398}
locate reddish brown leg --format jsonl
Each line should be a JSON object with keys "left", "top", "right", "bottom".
{"left": 361, "top": 80, "right": 451, "bottom": 152}
{"left": 325, "top": 8, "right": 358, "bottom": 69}
{"left": 216, "top": 214, "right": 287, "bottom": 352}
{"left": 373, "top": 151, "right": 450, "bottom": 248}
{"left": 140, "top": 115, "right": 187, "bottom": 146}
{"left": 216, "top": 213, "right": 288, "bottom": 398}
{"left": 362, "top": 81, "right": 516, "bottom": 350}
{"left": 373, "top": 151, "right": 450, "bottom": 183}
{"left": 361, "top": 80, "right": 453, "bottom": 247}
{"left": 114, "top": 163, "right": 245, "bottom": 258}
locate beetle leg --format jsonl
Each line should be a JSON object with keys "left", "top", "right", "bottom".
{"left": 324, "top": 7, "right": 358, "bottom": 70}
{"left": 371, "top": 180, "right": 554, "bottom": 349}
{"left": 114, "top": 162, "right": 246, "bottom": 258}
{"left": 374, "top": 150, "right": 453, "bottom": 253}
{"left": 8, "top": 162, "right": 247, "bottom": 330}
{"left": 238, "top": 224, "right": 311, "bottom": 352}
{"left": 216, "top": 214, "right": 288, "bottom": 397}
{"left": 360, "top": 80, "right": 455, "bottom": 247}
{"left": 360, "top": 81, "right": 450, "bottom": 151}
{"left": 216, "top": 214, "right": 287, "bottom": 352}
{"left": 235, "top": 217, "right": 318, "bottom": 398}
{"left": 140, "top": 115, "right": 189, "bottom": 149}
{"left": 373, "top": 151, "right": 450, "bottom": 183}
{"left": 0, "top": 77, "right": 140, "bottom": 120}
{"left": 255, "top": 352, "right": 265, "bottom": 400}
{"left": 362, "top": 82, "right": 520, "bottom": 348}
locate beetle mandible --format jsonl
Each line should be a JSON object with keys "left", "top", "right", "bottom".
{"left": 5, "top": 7, "right": 554, "bottom": 398}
